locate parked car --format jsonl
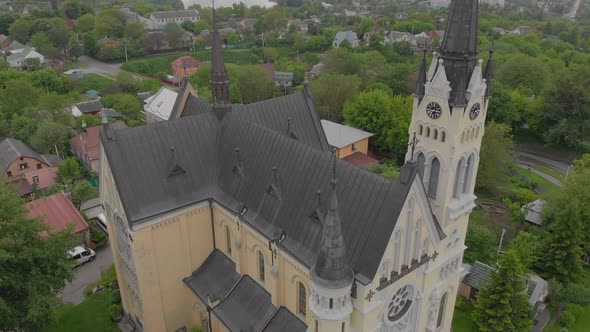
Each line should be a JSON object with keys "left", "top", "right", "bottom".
{"left": 68, "top": 246, "right": 96, "bottom": 266}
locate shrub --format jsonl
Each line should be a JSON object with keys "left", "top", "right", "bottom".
{"left": 455, "top": 296, "right": 470, "bottom": 311}
{"left": 559, "top": 311, "right": 575, "bottom": 327}
{"left": 111, "top": 290, "right": 121, "bottom": 304}
{"left": 109, "top": 304, "right": 123, "bottom": 322}
{"left": 89, "top": 226, "right": 107, "bottom": 248}
{"left": 565, "top": 303, "right": 583, "bottom": 318}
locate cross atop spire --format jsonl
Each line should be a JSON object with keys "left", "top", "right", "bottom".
{"left": 408, "top": 132, "right": 419, "bottom": 161}
{"left": 210, "top": 0, "right": 231, "bottom": 108}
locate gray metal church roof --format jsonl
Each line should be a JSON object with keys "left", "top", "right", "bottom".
{"left": 183, "top": 249, "right": 241, "bottom": 303}
{"left": 262, "top": 307, "right": 308, "bottom": 332}
{"left": 212, "top": 275, "right": 278, "bottom": 332}
{"left": 101, "top": 88, "right": 434, "bottom": 283}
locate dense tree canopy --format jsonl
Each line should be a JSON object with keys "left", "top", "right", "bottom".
{"left": 0, "top": 181, "right": 76, "bottom": 331}
{"left": 476, "top": 122, "right": 515, "bottom": 191}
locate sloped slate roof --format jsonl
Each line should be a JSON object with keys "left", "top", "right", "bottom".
{"left": 212, "top": 275, "right": 277, "bottom": 332}
{"left": 462, "top": 261, "right": 494, "bottom": 290}
{"left": 321, "top": 119, "right": 373, "bottom": 148}
{"left": 0, "top": 138, "right": 56, "bottom": 171}
{"left": 262, "top": 307, "right": 307, "bottom": 332}
{"left": 75, "top": 100, "right": 103, "bottom": 113}
{"left": 183, "top": 249, "right": 240, "bottom": 303}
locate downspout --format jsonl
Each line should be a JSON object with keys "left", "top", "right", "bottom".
{"left": 209, "top": 199, "right": 216, "bottom": 249}
{"left": 207, "top": 306, "right": 212, "bottom": 332}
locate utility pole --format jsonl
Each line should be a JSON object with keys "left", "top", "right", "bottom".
{"left": 123, "top": 41, "right": 128, "bottom": 62}
{"left": 497, "top": 228, "right": 506, "bottom": 255}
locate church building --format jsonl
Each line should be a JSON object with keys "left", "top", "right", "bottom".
{"left": 99, "top": 0, "right": 491, "bottom": 330}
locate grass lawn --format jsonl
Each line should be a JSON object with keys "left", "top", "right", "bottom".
{"left": 73, "top": 73, "right": 116, "bottom": 93}
{"left": 545, "top": 305, "right": 590, "bottom": 332}
{"left": 513, "top": 166, "right": 561, "bottom": 195}
{"left": 452, "top": 301, "right": 479, "bottom": 332}
{"left": 43, "top": 290, "right": 119, "bottom": 332}
{"left": 530, "top": 164, "right": 564, "bottom": 182}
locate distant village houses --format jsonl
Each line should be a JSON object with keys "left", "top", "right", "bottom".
{"left": 333, "top": 31, "right": 360, "bottom": 48}
{"left": 150, "top": 10, "right": 200, "bottom": 30}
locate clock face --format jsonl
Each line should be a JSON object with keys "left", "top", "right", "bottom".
{"left": 470, "top": 103, "right": 481, "bottom": 120}
{"left": 426, "top": 102, "right": 442, "bottom": 119}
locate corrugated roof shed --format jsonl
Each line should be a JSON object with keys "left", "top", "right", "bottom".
{"left": 26, "top": 192, "right": 89, "bottom": 237}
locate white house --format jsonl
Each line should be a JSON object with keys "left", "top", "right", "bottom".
{"left": 143, "top": 86, "right": 178, "bottom": 123}
{"left": 6, "top": 47, "right": 45, "bottom": 69}
{"left": 150, "top": 10, "right": 200, "bottom": 30}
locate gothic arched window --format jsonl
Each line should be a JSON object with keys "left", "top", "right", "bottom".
{"left": 462, "top": 155, "right": 474, "bottom": 194}
{"left": 298, "top": 282, "right": 306, "bottom": 316}
{"left": 461, "top": 132, "right": 465, "bottom": 143}
{"left": 441, "top": 131, "right": 446, "bottom": 142}
{"left": 428, "top": 158, "right": 440, "bottom": 199}
{"left": 341, "top": 322, "right": 346, "bottom": 332}
{"left": 258, "top": 251, "right": 265, "bottom": 283}
{"left": 452, "top": 159, "right": 464, "bottom": 199}
{"left": 418, "top": 124, "right": 423, "bottom": 135}
{"left": 434, "top": 129, "right": 438, "bottom": 140}
{"left": 225, "top": 225, "right": 232, "bottom": 255}
{"left": 437, "top": 292, "right": 449, "bottom": 328}
{"left": 426, "top": 127, "right": 431, "bottom": 137}
{"left": 417, "top": 153, "right": 425, "bottom": 180}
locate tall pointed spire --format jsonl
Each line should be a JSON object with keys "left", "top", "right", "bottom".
{"left": 438, "top": 0, "right": 479, "bottom": 107}
{"left": 483, "top": 49, "right": 494, "bottom": 99}
{"left": 210, "top": 0, "right": 230, "bottom": 108}
{"left": 312, "top": 160, "right": 353, "bottom": 289}
{"left": 413, "top": 50, "right": 427, "bottom": 100}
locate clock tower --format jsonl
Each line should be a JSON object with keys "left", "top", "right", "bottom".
{"left": 406, "top": 0, "right": 492, "bottom": 234}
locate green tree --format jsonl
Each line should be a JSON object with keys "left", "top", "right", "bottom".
{"left": 311, "top": 73, "right": 361, "bottom": 122}
{"left": 68, "top": 38, "right": 84, "bottom": 60}
{"left": 70, "top": 180, "right": 98, "bottom": 207}
{"left": 233, "top": 65, "right": 275, "bottom": 103}
{"left": 30, "top": 120, "right": 70, "bottom": 154}
{"left": 367, "top": 161, "right": 399, "bottom": 180}
{"left": 76, "top": 13, "right": 95, "bottom": 33}
{"left": 262, "top": 47, "right": 279, "bottom": 63}
{"left": 536, "top": 155, "right": 590, "bottom": 281}
{"left": 104, "top": 94, "right": 142, "bottom": 118}
{"left": 0, "top": 181, "right": 76, "bottom": 331}
{"left": 83, "top": 33, "right": 99, "bottom": 57}
{"left": 0, "top": 79, "right": 41, "bottom": 116}
{"left": 343, "top": 90, "right": 412, "bottom": 160}
{"left": 0, "top": 12, "right": 17, "bottom": 35}
{"left": 476, "top": 122, "right": 514, "bottom": 191}
{"left": 472, "top": 252, "right": 533, "bottom": 332}
{"left": 263, "top": 11, "right": 286, "bottom": 31}
{"left": 8, "top": 18, "right": 31, "bottom": 43}
{"left": 164, "top": 22, "right": 184, "bottom": 48}
{"left": 57, "top": 157, "right": 82, "bottom": 184}
{"left": 495, "top": 54, "right": 548, "bottom": 95}
{"left": 193, "top": 20, "right": 209, "bottom": 34}
{"left": 37, "top": 93, "right": 73, "bottom": 125}
{"left": 508, "top": 232, "right": 541, "bottom": 272}
{"left": 62, "top": 0, "right": 82, "bottom": 19}
{"left": 464, "top": 220, "right": 497, "bottom": 264}
{"left": 542, "top": 66, "right": 590, "bottom": 146}
{"left": 30, "top": 32, "right": 59, "bottom": 59}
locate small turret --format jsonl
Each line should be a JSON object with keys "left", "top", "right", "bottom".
{"left": 483, "top": 49, "right": 494, "bottom": 99}
{"left": 310, "top": 159, "right": 354, "bottom": 331}
{"left": 413, "top": 51, "right": 427, "bottom": 101}
{"left": 210, "top": 2, "right": 231, "bottom": 108}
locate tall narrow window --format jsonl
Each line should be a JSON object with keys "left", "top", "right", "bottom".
{"left": 329, "top": 298, "right": 333, "bottom": 309}
{"left": 315, "top": 320, "right": 318, "bottom": 332}
{"left": 437, "top": 292, "right": 448, "bottom": 328}
{"left": 225, "top": 226, "right": 232, "bottom": 255}
{"left": 462, "top": 155, "right": 473, "bottom": 194}
{"left": 258, "top": 251, "right": 265, "bottom": 283}
{"left": 428, "top": 158, "right": 440, "bottom": 199}
{"left": 418, "top": 124, "right": 423, "bottom": 135}
{"left": 413, "top": 220, "right": 421, "bottom": 262}
{"left": 341, "top": 322, "right": 346, "bottom": 332}
{"left": 441, "top": 131, "right": 446, "bottom": 142}
{"left": 393, "top": 230, "right": 401, "bottom": 274}
{"left": 434, "top": 129, "right": 438, "bottom": 140}
{"left": 417, "top": 153, "right": 425, "bottom": 180}
{"left": 452, "top": 159, "right": 464, "bottom": 199}
{"left": 298, "top": 282, "right": 306, "bottom": 316}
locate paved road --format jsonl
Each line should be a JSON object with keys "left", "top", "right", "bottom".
{"left": 78, "top": 56, "right": 123, "bottom": 79}
{"left": 515, "top": 149, "right": 572, "bottom": 174}
{"left": 59, "top": 243, "right": 114, "bottom": 305}
{"left": 516, "top": 163, "right": 563, "bottom": 187}
{"left": 567, "top": 0, "right": 582, "bottom": 19}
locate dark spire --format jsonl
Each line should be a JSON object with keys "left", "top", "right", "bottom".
{"left": 413, "top": 50, "right": 427, "bottom": 100}
{"left": 210, "top": 1, "right": 230, "bottom": 108}
{"left": 483, "top": 49, "right": 494, "bottom": 99}
{"left": 438, "top": 0, "right": 479, "bottom": 107}
{"left": 312, "top": 160, "right": 353, "bottom": 289}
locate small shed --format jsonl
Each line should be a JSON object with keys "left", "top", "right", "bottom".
{"left": 63, "top": 69, "right": 83, "bottom": 80}
{"left": 85, "top": 89, "right": 102, "bottom": 99}
{"left": 521, "top": 199, "right": 546, "bottom": 226}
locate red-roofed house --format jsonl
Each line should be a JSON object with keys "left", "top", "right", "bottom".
{"left": 26, "top": 192, "right": 89, "bottom": 244}
{"left": 171, "top": 56, "right": 201, "bottom": 80}
{"left": 69, "top": 121, "right": 126, "bottom": 173}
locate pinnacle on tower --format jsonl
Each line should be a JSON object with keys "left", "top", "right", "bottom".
{"left": 210, "top": 1, "right": 231, "bottom": 107}
{"left": 483, "top": 49, "right": 494, "bottom": 99}
{"left": 438, "top": 0, "right": 479, "bottom": 107}
{"left": 311, "top": 164, "right": 354, "bottom": 289}
{"left": 413, "top": 50, "right": 427, "bottom": 100}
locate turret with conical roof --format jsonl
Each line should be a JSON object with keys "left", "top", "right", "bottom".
{"left": 310, "top": 161, "right": 354, "bottom": 331}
